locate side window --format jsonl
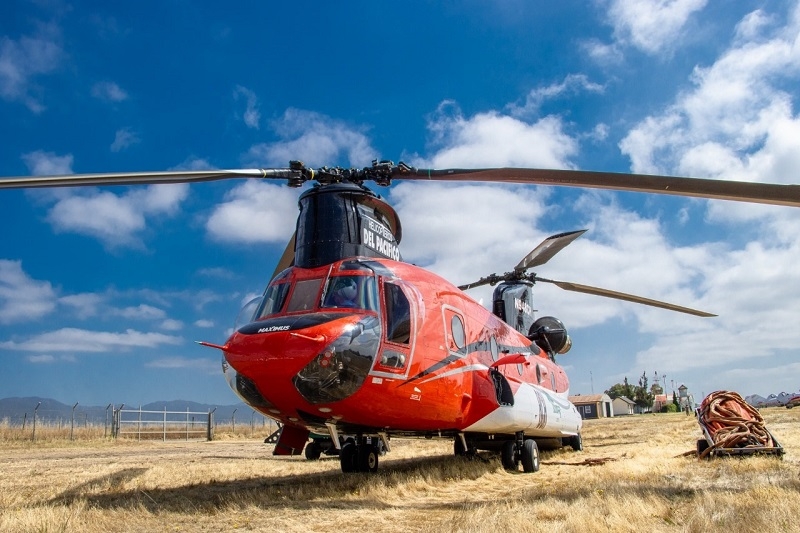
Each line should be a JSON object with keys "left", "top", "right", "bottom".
{"left": 384, "top": 283, "right": 410, "bottom": 344}
{"left": 443, "top": 307, "right": 467, "bottom": 356}
{"left": 489, "top": 335, "right": 499, "bottom": 362}
{"left": 286, "top": 278, "right": 323, "bottom": 312}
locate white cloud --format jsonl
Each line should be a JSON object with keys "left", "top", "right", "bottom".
{"left": 0, "top": 327, "right": 182, "bottom": 353}
{"left": 27, "top": 354, "right": 55, "bottom": 363}
{"left": 91, "top": 81, "right": 128, "bottom": 102}
{"left": 58, "top": 293, "right": 103, "bottom": 319}
{"left": 246, "top": 108, "right": 376, "bottom": 167}
{"left": 234, "top": 85, "right": 260, "bottom": 129}
{"left": 620, "top": 6, "right": 800, "bottom": 184}
{"left": 205, "top": 181, "right": 299, "bottom": 244}
{"left": 606, "top": 0, "right": 707, "bottom": 55}
{"left": 110, "top": 128, "right": 140, "bottom": 152}
{"left": 45, "top": 183, "right": 189, "bottom": 248}
{"left": 0, "top": 260, "right": 57, "bottom": 324}
{"left": 22, "top": 150, "right": 73, "bottom": 176}
{"left": 146, "top": 356, "right": 219, "bottom": 373}
{"left": 0, "top": 22, "right": 64, "bottom": 112}
{"left": 508, "top": 74, "right": 605, "bottom": 119}
{"left": 160, "top": 319, "right": 183, "bottom": 331}
{"left": 413, "top": 101, "right": 578, "bottom": 169}
{"left": 114, "top": 304, "right": 166, "bottom": 320}
{"left": 194, "top": 319, "right": 214, "bottom": 328}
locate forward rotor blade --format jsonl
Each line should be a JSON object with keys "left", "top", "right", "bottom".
{"left": 399, "top": 167, "right": 800, "bottom": 208}
{"left": 537, "top": 277, "right": 716, "bottom": 317}
{"left": 515, "top": 230, "right": 587, "bottom": 271}
{"left": 0, "top": 168, "right": 297, "bottom": 189}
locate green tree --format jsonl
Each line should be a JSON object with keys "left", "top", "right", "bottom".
{"left": 605, "top": 376, "right": 636, "bottom": 400}
{"left": 634, "top": 371, "right": 654, "bottom": 411}
{"left": 673, "top": 391, "right": 680, "bottom": 410}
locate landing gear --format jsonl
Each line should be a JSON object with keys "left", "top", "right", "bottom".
{"left": 501, "top": 434, "right": 540, "bottom": 473}
{"left": 570, "top": 433, "right": 583, "bottom": 452}
{"left": 339, "top": 437, "right": 382, "bottom": 473}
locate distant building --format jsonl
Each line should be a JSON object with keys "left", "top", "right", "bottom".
{"left": 570, "top": 393, "right": 613, "bottom": 419}
{"left": 612, "top": 396, "right": 636, "bottom": 416}
{"left": 653, "top": 394, "right": 668, "bottom": 412}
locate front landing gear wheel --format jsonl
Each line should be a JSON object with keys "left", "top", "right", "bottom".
{"left": 358, "top": 444, "right": 380, "bottom": 472}
{"left": 521, "top": 439, "right": 540, "bottom": 473}
{"left": 570, "top": 433, "right": 583, "bottom": 452}
{"left": 340, "top": 442, "right": 357, "bottom": 473}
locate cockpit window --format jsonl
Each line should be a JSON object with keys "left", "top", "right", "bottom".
{"left": 286, "top": 278, "right": 324, "bottom": 312}
{"left": 255, "top": 282, "right": 290, "bottom": 319}
{"left": 322, "top": 275, "right": 378, "bottom": 311}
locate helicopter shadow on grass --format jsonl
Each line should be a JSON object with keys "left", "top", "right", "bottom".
{"left": 49, "top": 452, "right": 505, "bottom": 513}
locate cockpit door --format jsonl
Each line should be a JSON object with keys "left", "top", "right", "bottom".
{"left": 372, "top": 280, "right": 415, "bottom": 377}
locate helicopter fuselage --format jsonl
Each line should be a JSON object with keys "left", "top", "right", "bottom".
{"left": 219, "top": 256, "right": 582, "bottom": 460}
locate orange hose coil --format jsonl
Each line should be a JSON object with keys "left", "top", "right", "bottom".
{"left": 697, "top": 390, "right": 773, "bottom": 458}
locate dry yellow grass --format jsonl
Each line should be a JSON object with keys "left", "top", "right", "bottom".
{"left": 1, "top": 408, "right": 798, "bottom": 532}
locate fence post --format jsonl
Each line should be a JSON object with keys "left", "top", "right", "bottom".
{"left": 70, "top": 402, "right": 78, "bottom": 441}
{"left": 137, "top": 405, "right": 142, "bottom": 441}
{"left": 163, "top": 406, "right": 167, "bottom": 442}
{"left": 32, "top": 401, "right": 41, "bottom": 442}
{"left": 207, "top": 408, "right": 216, "bottom": 441}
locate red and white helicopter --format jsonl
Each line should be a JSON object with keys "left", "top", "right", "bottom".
{"left": 3, "top": 161, "right": 800, "bottom": 473}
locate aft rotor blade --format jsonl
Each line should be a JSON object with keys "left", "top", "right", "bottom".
{"left": 515, "top": 230, "right": 587, "bottom": 271}
{"left": 537, "top": 277, "right": 716, "bottom": 317}
{"left": 400, "top": 167, "right": 800, "bottom": 208}
{"left": 271, "top": 232, "right": 296, "bottom": 280}
{"left": 0, "top": 168, "right": 298, "bottom": 189}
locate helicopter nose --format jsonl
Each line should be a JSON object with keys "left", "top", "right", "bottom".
{"left": 222, "top": 313, "right": 380, "bottom": 408}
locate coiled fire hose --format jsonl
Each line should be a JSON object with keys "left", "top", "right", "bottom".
{"left": 697, "top": 390, "right": 774, "bottom": 458}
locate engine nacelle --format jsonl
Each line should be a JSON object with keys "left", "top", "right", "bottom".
{"left": 528, "top": 316, "right": 571, "bottom": 355}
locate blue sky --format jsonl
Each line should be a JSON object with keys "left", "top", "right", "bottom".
{"left": 2, "top": 0, "right": 800, "bottom": 406}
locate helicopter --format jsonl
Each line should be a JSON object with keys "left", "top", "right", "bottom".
{"left": 3, "top": 161, "right": 800, "bottom": 473}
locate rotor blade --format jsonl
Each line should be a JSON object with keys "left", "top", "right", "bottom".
{"left": 515, "top": 230, "right": 587, "bottom": 271}
{"left": 0, "top": 168, "right": 299, "bottom": 189}
{"left": 271, "top": 232, "right": 296, "bottom": 280}
{"left": 536, "top": 277, "right": 716, "bottom": 317}
{"left": 398, "top": 167, "right": 800, "bottom": 208}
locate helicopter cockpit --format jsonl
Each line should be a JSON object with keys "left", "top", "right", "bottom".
{"left": 225, "top": 259, "right": 415, "bottom": 407}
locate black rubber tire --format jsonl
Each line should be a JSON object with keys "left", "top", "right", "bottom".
{"left": 454, "top": 437, "right": 467, "bottom": 456}
{"left": 696, "top": 438, "right": 710, "bottom": 457}
{"left": 340, "top": 442, "right": 358, "bottom": 473}
{"left": 570, "top": 433, "right": 583, "bottom": 452}
{"left": 304, "top": 441, "right": 322, "bottom": 460}
{"left": 501, "top": 440, "right": 517, "bottom": 471}
{"left": 358, "top": 444, "right": 380, "bottom": 473}
{"left": 521, "top": 439, "right": 540, "bottom": 473}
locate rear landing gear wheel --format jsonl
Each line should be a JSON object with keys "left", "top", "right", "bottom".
{"left": 501, "top": 440, "right": 518, "bottom": 471}
{"left": 521, "top": 439, "right": 540, "bottom": 473}
{"left": 305, "top": 440, "right": 322, "bottom": 460}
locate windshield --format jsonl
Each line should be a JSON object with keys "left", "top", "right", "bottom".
{"left": 322, "top": 275, "right": 378, "bottom": 311}
{"left": 254, "top": 282, "right": 291, "bottom": 320}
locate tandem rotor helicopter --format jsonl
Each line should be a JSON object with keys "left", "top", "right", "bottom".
{"left": 3, "top": 161, "right": 800, "bottom": 473}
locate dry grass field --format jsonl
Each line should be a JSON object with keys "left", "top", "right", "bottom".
{"left": 1, "top": 408, "right": 798, "bottom": 532}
